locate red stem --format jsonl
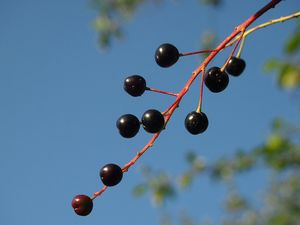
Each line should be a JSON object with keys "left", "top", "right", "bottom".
{"left": 93, "top": 186, "right": 107, "bottom": 199}
{"left": 147, "top": 87, "right": 178, "bottom": 97}
{"left": 92, "top": 0, "right": 282, "bottom": 200}
{"left": 180, "top": 49, "right": 216, "bottom": 57}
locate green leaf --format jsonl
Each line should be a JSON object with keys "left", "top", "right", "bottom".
{"left": 178, "top": 173, "right": 193, "bottom": 188}
{"left": 284, "top": 19, "right": 300, "bottom": 54}
{"left": 264, "top": 59, "right": 282, "bottom": 73}
{"left": 133, "top": 184, "right": 147, "bottom": 197}
{"left": 272, "top": 118, "right": 283, "bottom": 131}
{"left": 278, "top": 64, "right": 300, "bottom": 89}
{"left": 192, "top": 158, "right": 205, "bottom": 172}
{"left": 200, "top": 0, "right": 222, "bottom": 7}
{"left": 200, "top": 32, "right": 218, "bottom": 58}
{"left": 186, "top": 152, "right": 197, "bottom": 164}
{"left": 266, "top": 134, "right": 284, "bottom": 153}
{"left": 225, "top": 193, "right": 248, "bottom": 212}
{"left": 148, "top": 173, "right": 176, "bottom": 205}
{"left": 234, "top": 152, "right": 256, "bottom": 172}
{"left": 264, "top": 60, "right": 300, "bottom": 89}
{"left": 285, "top": 33, "right": 300, "bottom": 54}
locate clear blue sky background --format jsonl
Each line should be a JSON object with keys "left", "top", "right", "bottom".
{"left": 0, "top": 1, "right": 299, "bottom": 225}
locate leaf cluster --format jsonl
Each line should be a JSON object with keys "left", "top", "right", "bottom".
{"left": 91, "top": 0, "right": 221, "bottom": 48}
{"left": 264, "top": 19, "right": 300, "bottom": 89}
{"left": 132, "top": 117, "right": 300, "bottom": 225}
{"left": 91, "top": 0, "right": 160, "bottom": 47}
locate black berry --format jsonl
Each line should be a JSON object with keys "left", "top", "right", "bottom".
{"left": 100, "top": 163, "right": 123, "bottom": 186}
{"left": 116, "top": 114, "right": 140, "bottom": 138}
{"left": 124, "top": 75, "right": 147, "bottom": 97}
{"left": 185, "top": 111, "right": 208, "bottom": 135}
{"left": 71, "top": 195, "right": 93, "bottom": 216}
{"left": 155, "top": 43, "right": 179, "bottom": 68}
{"left": 205, "top": 67, "right": 229, "bottom": 93}
{"left": 226, "top": 56, "right": 246, "bottom": 76}
{"left": 141, "top": 109, "right": 165, "bottom": 133}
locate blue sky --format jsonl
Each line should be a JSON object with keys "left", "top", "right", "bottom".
{"left": 0, "top": 1, "right": 299, "bottom": 225}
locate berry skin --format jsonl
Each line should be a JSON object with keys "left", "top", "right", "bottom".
{"left": 205, "top": 67, "right": 229, "bottom": 93}
{"left": 71, "top": 195, "right": 93, "bottom": 216}
{"left": 116, "top": 114, "right": 140, "bottom": 138}
{"left": 155, "top": 43, "right": 179, "bottom": 68}
{"left": 100, "top": 163, "right": 123, "bottom": 186}
{"left": 226, "top": 56, "right": 246, "bottom": 76}
{"left": 141, "top": 109, "right": 165, "bottom": 133}
{"left": 185, "top": 111, "right": 209, "bottom": 135}
{"left": 124, "top": 75, "right": 147, "bottom": 97}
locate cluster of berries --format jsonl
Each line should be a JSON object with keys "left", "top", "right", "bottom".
{"left": 71, "top": 43, "right": 246, "bottom": 216}
{"left": 117, "top": 75, "right": 165, "bottom": 137}
{"left": 156, "top": 43, "right": 246, "bottom": 134}
{"left": 119, "top": 43, "right": 246, "bottom": 137}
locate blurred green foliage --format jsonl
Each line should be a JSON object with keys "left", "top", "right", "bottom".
{"left": 91, "top": 0, "right": 160, "bottom": 47}
{"left": 132, "top": 166, "right": 176, "bottom": 205}
{"left": 133, "top": 117, "right": 300, "bottom": 225}
{"left": 91, "top": 0, "right": 221, "bottom": 48}
{"left": 264, "top": 19, "right": 300, "bottom": 90}
{"left": 200, "top": 31, "right": 218, "bottom": 59}
{"left": 199, "top": 0, "right": 221, "bottom": 7}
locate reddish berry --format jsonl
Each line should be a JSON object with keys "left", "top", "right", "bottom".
{"left": 71, "top": 195, "right": 93, "bottom": 216}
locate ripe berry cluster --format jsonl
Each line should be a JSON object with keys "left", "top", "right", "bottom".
{"left": 153, "top": 44, "right": 246, "bottom": 135}
{"left": 118, "top": 74, "right": 166, "bottom": 136}
{"left": 71, "top": 42, "right": 246, "bottom": 216}
{"left": 118, "top": 43, "right": 245, "bottom": 137}
{"left": 70, "top": 1, "right": 295, "bottom": 217}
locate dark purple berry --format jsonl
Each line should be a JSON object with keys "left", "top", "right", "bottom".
{"left": 205, "top": 67, "right": 229, "bottom": 93}
{"left": 71, "top": 195, "right": 93, "bottom": 216}
{"left": 141, "top": 109, "right": 165, "bottom": 133}
{"left": 116, "top": 114, "right": 140, "bottom": 138}
{"left": 185, "top": 111, "right": 208, "bottom": 135}
{"left": 226, "top": 56, "right": 246, "bottom": 76}
{"left": 100, "top": 163, "right": 123, "bottom": 186}
{"left": 124, "top": 75, "right": 147, "bottom": 97}
{"left": 155, "top": 43, "right": 179, "bottom": 68}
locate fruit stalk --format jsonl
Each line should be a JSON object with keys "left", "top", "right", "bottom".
{"left": 221, "top": 29, "right": 245, "bottom": 72}
{"left": 180, "top": 49, "right": 216, "bottom": 57}
{"left": 147, "top": 87, "right": 178, "bottom": 97}
{"left": 196, "top": 69, "right": 206, "bottom": 113}
{"left": 226, "top": 10, "right": 300, "bottom": 48}
{"left": 92, "top": 186, "right": 107, "bottom": 199}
